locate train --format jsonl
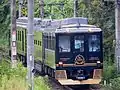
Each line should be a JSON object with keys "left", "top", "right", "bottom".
{"left": 15, "top": 17, "right": 103, "bottom": 85}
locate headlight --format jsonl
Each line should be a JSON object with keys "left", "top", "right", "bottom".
{"left": 58, "top": 62, "right": 63, "bottom": 65}
{"left": 97, "top": 61, "right": 101, "bottom": 64}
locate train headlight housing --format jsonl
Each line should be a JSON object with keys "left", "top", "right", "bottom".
{"left": 59, "top": 61, "right": 63, "bottom": 65}
{"left": 58, "top": 62, "right": 63, "bottom": 66}
{"left": 97, "top": 61, "right": 101, "bottom": 67}
{"left": 97, "top": 61, "right": 101, "bottom": 64}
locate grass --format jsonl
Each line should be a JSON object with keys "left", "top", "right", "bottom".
{"left": 0, "top": 76, "right": 28, "bottom": 90}
{"left": 0, "top": 59, "right": 51, "bottom": 90}
{"left": 34, "top": 76, "right": 51, "bottom": 90}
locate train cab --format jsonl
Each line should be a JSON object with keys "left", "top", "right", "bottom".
{"left": 55, "top": 27, "right": 103, "bottom": 85}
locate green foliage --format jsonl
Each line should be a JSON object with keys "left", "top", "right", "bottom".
{"left": 34, "top": 0, "right": 74, "bottom": 18}
{"left": 34, "top": 77, "right": 51, "bottom": 90}
{"left": 0, "top": 60, "right": 28, "bottom": 90}
{"left": 0, "top": 60, "right": 51, "bottom": 90}
{"left": 0, "top": 0, "right": 10, "bottom": 39}
{"left": 0, "top": 0, "right": 10, "bottom": 48}
{"left": 103, "top": 77, "right": 120, "bottom": 90}
{"left": 103, "top": 61, "right": 117, "bottom": 82}
{"left": 109, "top": 77, "right": 120, "bottom": 90}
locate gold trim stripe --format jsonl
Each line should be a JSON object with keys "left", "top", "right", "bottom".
{"left": 56, "top": 63, "right": 103, "bottom": 67}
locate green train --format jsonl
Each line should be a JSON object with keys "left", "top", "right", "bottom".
{"left": 16, "top": 17, "right": 103, "bottom": 85}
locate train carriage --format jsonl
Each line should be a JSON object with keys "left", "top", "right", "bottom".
{"left": 16, "top": 17, "right": 103, "bottom": 85}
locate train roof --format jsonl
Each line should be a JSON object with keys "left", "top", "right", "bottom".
{"left": 17, "top": 17, "right": 88, "bottom": 28}
{"left": 55, "top": 27, "right": 102, "bottom": 33}
{"left": 16, "top": 17, "right": 102, "bottom": 33}
{"left": 17, "top": 17, "right": 88, "bottom": 25}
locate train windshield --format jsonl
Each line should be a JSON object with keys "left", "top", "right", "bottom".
{"left": 74, "top": 35, "right": 84, "bottom": 52}
{"left": 88, "top": 35, "right": 100, "bottom": 52}
{"left": 59, "top": 36, "right": 70, "bottom": 52}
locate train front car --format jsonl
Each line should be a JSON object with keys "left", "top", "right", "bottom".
{"left": 55, "top": 26, "right": 103, "bottom": 85}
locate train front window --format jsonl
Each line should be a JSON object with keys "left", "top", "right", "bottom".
{"left": 59, "top": 36, "right": 70, "bottom": 52}
{"left": 88, "top": 35, "right": 100, "bottom": 52}
{"left": 74, "top": 35, "right": 84, "bottom": 52}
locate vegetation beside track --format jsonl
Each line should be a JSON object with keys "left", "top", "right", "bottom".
{"left": 0, "top": 59, "right": 51, "bottom": 90}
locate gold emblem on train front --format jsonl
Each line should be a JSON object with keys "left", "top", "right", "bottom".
{"left": 75, "top": 55, "right": 85, "bottom": 65}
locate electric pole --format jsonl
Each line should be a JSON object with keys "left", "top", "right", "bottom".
{"left": 27, "top": 0, "right": 34, "bottom": 90}
{"left": 11, "top": 0, "right": 17, "bottom": 68}
{"left": 39, "top": 0, "right": 44, "bottom": 19}
{"left": 74, "top": 0, "right": 78, "bottom": 17}
{"left": 115, "top": 0, "right": 120, "bottom": 72}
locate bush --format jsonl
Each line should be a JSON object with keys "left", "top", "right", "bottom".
{"left": 103, "top": 77, "right": 120, "bottom": 90}
{"left": 0, "top": 60, "right": 51, "bottom": 90}
{"left": 110, "top": 77, "right": 120, "bottom": 90}
{"left": 0, "top": 60, "right": 28, "bottom": 90}
{"left": 34, "top": 76, "right": 51, "bottom": 90}
{"left": 103, "top": 61, "right": 117, "bottom": 82}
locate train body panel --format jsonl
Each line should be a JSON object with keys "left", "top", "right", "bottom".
{"left": 17, "top": 27, "right": 26, "bottom": 56}
{"left": 45, "top": 49, "right": 55, "bottom": 69}
{"left": 34, "top": 31, "right": 43, "bottom": 61}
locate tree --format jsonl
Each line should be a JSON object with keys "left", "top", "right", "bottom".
{"left": 0, "top": 0, "right": 10, "bottom": 40}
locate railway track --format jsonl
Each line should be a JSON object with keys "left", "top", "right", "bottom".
{"left": 48, "top": 77, "right": 101, "bottom": 90}
{"left": 48, "top": 77, "right": 72, "bottom": 90}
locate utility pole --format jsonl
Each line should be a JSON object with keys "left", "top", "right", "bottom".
{"left": 115, "top": 0, "right": 120, "bottom": 72}
{"left": 11, "top": 0, "right": 17, "bottom": 68}
{"left": 74, "top": 0, "right": 78, "bottom": 17}
{"left": 27, "top": 0, "right": 34, "bottom": 90}
{"left": 19, "top": 0, "right": 23, "bottom": 17}
{"left": 39, "top": 0, "right": 44, "bottom": 19}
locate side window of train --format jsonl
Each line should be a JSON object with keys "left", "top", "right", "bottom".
{"left": 74, "top": 35, "right": 84, "bottom": 52}
{"left": 59, "top": 36, "right": 70, "bottom": 52}
{"left": 44, "top": 33, "right": 48, "bottom": 48}
{"left": 88, "top": 35, "right": 100, "bottom": 52}
{"left": 38, "top": 41, "right": 41, "bottom": 46}
{"left": 17, "top": 31, "right": 19, "bottom": 40}
{"left": 20, "top": 31, "right": 21, "bottom": 41}
{"left": 38, "top": 41, "right": 39, "bottom": 45}
{"left": 45, "top": 33, "right": 48, "bottom": 48}
{"left": 18, "top": 31, "right": 20, "bottom": 41}
{"left": 39, "top": 41, "right": 41, "bottom": 46}
{"left": 48, "top": 35, "right": 50, "bottom": 49}
{"left": 19, "top": 31, "right": 20, "bottom": 41}
{"left": 52, "top": 37, "right": 55, "bottom": 50}
{"left": 45, "top": 33, "right": 48, "bottom": 49}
